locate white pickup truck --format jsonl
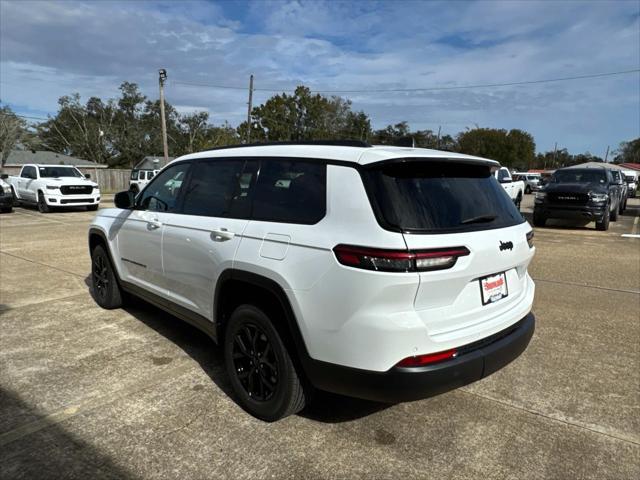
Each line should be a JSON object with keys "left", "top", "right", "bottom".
{"left": 495, "top": 166, "right": 525, "bottom": 210}
{"left": 7, "top": 164, "right": 101, "bottom": 213}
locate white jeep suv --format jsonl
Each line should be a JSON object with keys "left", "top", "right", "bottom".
{"left": 88, "top": 141, "right": 536, "bottom": 421}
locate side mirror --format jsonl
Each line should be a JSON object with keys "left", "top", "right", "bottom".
{"left": 0, "top": 174, "right": 8, "bottom": 180}
{"left": 85, "top": 173, "right": 91, "bottom": 179}
{"left": 114, "top": 190, "right": 135, "bottom": 209}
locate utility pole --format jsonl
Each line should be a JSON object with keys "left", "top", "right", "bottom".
{"left": 158, "top": 68, "right": 169, "bottom": 165}
{"left": 604, "top": 145, "right": 610, "bottom": 163}
{"left": 246, "top": 74, "right": 254, "bottom": 144}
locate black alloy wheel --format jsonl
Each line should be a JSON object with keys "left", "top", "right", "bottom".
{"left": 90, "top": 245, "right": 123, "bottom": 309}
{"left": 231, "top": 323, "right": 279, "bottom": 401}
{"left": 92, "top": 252, "right": 110, "bottom": 303}
{"left": 224, "top": 305, "right": 307, "bottom": 421}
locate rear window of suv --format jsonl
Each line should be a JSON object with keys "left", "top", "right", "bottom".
{"left": 362, "top": 160, "right": 524, "bottom": 233}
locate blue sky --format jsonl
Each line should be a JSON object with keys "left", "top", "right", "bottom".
{"left": 1, "top": 0, "right": 638, "bottom": 155}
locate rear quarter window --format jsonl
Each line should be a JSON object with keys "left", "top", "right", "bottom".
{"left": 252, "top": 160, "right": 326, "bottom": 224}
{"left": 362, "top": 160, "right": 524, "bottom": 233}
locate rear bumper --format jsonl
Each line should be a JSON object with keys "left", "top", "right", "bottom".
{"left": 304, "top": 312, "right": 535, "bottom": 403}
{"left": 535, "top": 204, "right": 606, "bottom": 221}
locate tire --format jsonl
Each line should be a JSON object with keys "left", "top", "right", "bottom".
{"left": 90, "top": 244, "right": 123, "bottom": 309}
{"left": 87, "top": 204, "right": 99, "bottom": 211}
{"left": 533, "top": 211, "right": 546, "bottom": 227}
{"left": 610, "top": 203, "right": 618, "bottom": 221}
{"left": 596, "top": 208, "right": 610, "bottom": 231}
{"left": 514, "top": 193, "right": 522, "bottom": 211}
{"left": 525, "top": 185, "right": 531, "bottom": 194}
{"left": 224, "top": 305, "right": 307, "bottom": 421}
{"left": 11, "top": 187, "right": 20, "bottom": 206}
{"left": 37, "top": 191, "right": 51, "bottom": 213}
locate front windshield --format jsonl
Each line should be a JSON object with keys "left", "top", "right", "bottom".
{"left": 552, "top": 170, "right": 606, "bottom": 184}
{"left": 39, "top": 166, "right": 84, "bottom": 178}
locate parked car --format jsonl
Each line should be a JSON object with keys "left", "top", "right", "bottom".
{"left": 88, "top": 141, "right": 536, "bottom": 421}
{"left": 7, "top": 164, "right": 100, "bottom": 213}
{"left": 610, "top": 170, "right": 628, "bottom": 213}
{"left": 622, "top": 170, "right": 637, "bottom": 197}
{"left": 129, "top": 169, "right": 159, "bottom": 194}
{"left": 494, "top": 167, "right": 525, "bottom": 209}
{"left": 514, "top": 173, "right": 542, "bottom": 194}
{"left": 533, "top": 167, "right": 621, "bottom": 231}
{"left": 0, "top": 174, "right": 14, "bottom": 213}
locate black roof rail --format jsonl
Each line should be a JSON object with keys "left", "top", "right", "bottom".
{"left": 203, "top": 140, "right": 372, "bottom": 152}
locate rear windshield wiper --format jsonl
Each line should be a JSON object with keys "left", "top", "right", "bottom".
{"left": 460, "top": 214, "right": 497, "bottom": 225}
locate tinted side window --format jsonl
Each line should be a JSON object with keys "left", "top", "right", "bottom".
{"left": 182, "top": 159, "right": 257, "bottom": 218}
{"left": 138, "top": 162, "right": 190, "bottom": 212}
{"left": 22, "top": 166, "right": 36, "bottom": 179}
{"left": 252, "top": 160, "right": 326, "bottom": 224}
{"left": 497, "top": 169, "right": 510, "bottom": 182}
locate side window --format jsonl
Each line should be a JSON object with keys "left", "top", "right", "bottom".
{"left": 182, "top": 159, "right": 257, "bottom": 218}
{"left": 252, "top": 160, "right": 326, "bottom": 224}
{"left": 22, "top": 166, "right": 36, "bottom": 179}
{"left": 497, "top": 169, "right": 510, "bottom": 182}
{"left": 138, "top": 163, "right": 190, "bottom": 212}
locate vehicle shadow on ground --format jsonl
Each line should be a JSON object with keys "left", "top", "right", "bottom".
{"left": 0, "top": 387, "right": 135, "bottom": 479}
{"left": 521, "top": 209, "right": 593, "bottom": 230}
{"left": 83, "top": 277, "right": 390, "bottom": 423}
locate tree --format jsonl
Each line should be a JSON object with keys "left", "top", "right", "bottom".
{"left": 457, "top": 127, "right": 535, "bottom": 168}
{"left": 0, "top": 106, "right": 28, "bottom": 167}
{"left": 238, "top": 86, "right": 372, "bottom": 142}
{"left": 613, "top": 138, "right": 640, "bottom": 164}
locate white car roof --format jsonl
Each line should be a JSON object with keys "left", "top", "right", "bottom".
{"left": 173, "top": 144, "right": 499, "bottom": 167}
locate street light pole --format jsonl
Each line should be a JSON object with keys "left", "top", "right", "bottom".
{"left": 158, "top": 69, "right": 169, "bottom": 165}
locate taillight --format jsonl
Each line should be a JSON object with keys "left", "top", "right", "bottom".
{"left": 526, "top": 230, "right": 534, "bottom": 248}
{"left": 395, "top": 349, "right": 458, "bottom": 368}
{"left": 333, "top": 244, "right": 470, "bottom": 272}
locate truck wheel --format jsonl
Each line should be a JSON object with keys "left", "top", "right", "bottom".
{"left": 515, "top": 193, "right": 522, "bottom": 211}
{"left": 525, "top": 185, "right": 531, "bottom": 194}
{"left": 533, "top": 211, "right": 546, "bottom": 227}
{"left": 596, "top": 208, "right": 610, "bottom": 231}
{"left": 0, "top": 207, "right": 12, "bottom": 214}
{"left": 37, "top": 192, "right": 51, "bottom": 213}
{"left": 610, "top": 203, "right": 618, "bottom": 221}
{"left": 11, "top": 187, "right": 19, "bottom": 206}
{"left": 224, "top": 305, "right": 307, "bottom": 421}
{"left": 90, "top": 244, "right": 123, "bottom": 309}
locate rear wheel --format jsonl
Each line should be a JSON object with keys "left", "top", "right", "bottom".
{"left": 596, "top": 208, "right": 610, "bottom": 231}
{"left": 37, "top": 191, "right": 51, "bottom": 213}
{"left": 224, "top": 305, "right": 307, "bottom": 421}
{"left": 91, "top": 244, "right": 123, "bottom": 309}
{"left": 533, "top": 211, "right": 546, "bottom": 227}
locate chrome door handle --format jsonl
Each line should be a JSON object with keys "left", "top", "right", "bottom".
{"left": 211, "top": 229, "right": 235, "bottom": 241}
{"left": 147, "top": 219, "right": 162, "bottom": 229}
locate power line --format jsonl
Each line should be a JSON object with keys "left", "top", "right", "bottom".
{"left": 171, "top": 68, "right": 640, "bottom": 94}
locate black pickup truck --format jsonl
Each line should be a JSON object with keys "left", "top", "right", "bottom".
{"left": 533, "top": 167, "right": 622, "bottom": 231}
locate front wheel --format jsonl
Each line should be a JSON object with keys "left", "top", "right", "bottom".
{"left": 533, "top": 211, "right": 546, "bottom": 227}
{"left": 610, "top": 203, "right": 618, "bottom": 221}
{"left": 91, "top": 244, "right": 123, "bottom": 309}
{"left": 37, "top": 192, "right": 51, "bottom": 213}
{"left": 596, "top": 208, "right": 610, "bottom": 231}
{"left": 224, "top": 305, "right": 307, "bottom": 421}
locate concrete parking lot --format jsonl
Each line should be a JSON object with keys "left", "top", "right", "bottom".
{"left": 1, "top": 195, "right": 639, "bottom": 479}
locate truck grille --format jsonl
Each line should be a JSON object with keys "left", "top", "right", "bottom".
{"left": 60, "top": 185, "right": 93, "bottom": 195}
{"left": 547, "top": 192, "right": 589, "bottom": 205}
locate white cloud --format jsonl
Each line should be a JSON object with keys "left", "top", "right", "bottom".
{"left": 0, "top": 0, "right": 638, "bottom": 154}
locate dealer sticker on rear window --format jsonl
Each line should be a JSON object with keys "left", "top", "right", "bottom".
{"left": 480, "top": 272, "right": 508, "bottom": 305}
